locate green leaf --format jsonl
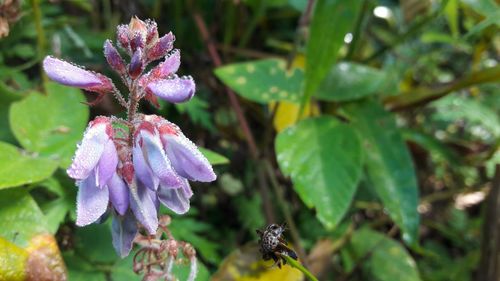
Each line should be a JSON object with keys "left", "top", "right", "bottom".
{"left": 38, "top": 176, "right": 76, "bottom": 233}
{"left": 74, "top": 223, "right": 117, "bottom": 264}
{"left": 344, "top": 100, "right": 420, "bottom": 245}
{"left": 9, "top": 82, "right": 89, "bottom": 168}
{"left": 0, "top": 188, "right": 48, "bottom": 247}
{"left": 444, "top": 0, "right": 459, "bottom": 37}
{"left": 0, "top": 142, "right": 58, "bottom": 189}
{"left": 175, "top": 96, "right": 216, "bottom": 132}
{"left": 171, "top": 254, "right": 211, "bottom": 281}
{"left": 199, "top": 147, "right": 229, "bottom": 165}
{"left": 169, "top": 218, "right": 222, "bottom": 264}
{"left": 215, "top": 59, "right": 302, "bottom": 104}
{"left": 431, "top": 94, "right": 500, "bottom": 139}
{"left": 302, "top": 0, "right": 363, "bottom": 105}
{"left": 401, "top": 129, "right": 460, "bottom": 164}
{"left": 64, "top": 252, "right": 107, "bottom": 281}
{"left": 316, "top": 62, "right": 393, "bottom": 102}
{"left": 276, "top": 116, "right": 363, "bottom": 229}
{"left": 346, "top": 228, "right": 422, "bottom": 281}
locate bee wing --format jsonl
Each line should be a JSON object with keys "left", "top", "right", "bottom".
{"left": 276, "top": 242, "right": 298, "bottom": 260}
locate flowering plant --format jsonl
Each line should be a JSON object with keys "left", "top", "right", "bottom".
{"left": 42, "top": 17, "right": 216, "bottom": 264}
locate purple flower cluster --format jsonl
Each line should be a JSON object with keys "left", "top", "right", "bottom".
{"left": 42, "top": 17, "right": 216, "bottom": 257}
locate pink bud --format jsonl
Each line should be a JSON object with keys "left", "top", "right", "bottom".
{"left": 116, "top": 25, "right": 130, "bottom": 53}
{"left": 104, "top": 40, "right": 126, "bottom": 74}
{"left": 147, "top": 32, "right": 174, "bottom": 62}
{"left": 145, "top": 20, "right": 159, "bottom": 47}
{"left": 129, "top": 16, "right": 147, "bottom": 37}
{"left": 128, "top": 49, "right": 144, "bottom": 79}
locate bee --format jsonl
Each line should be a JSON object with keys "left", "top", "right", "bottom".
{"left": 256, "top": 223, "right": 298, "bottom": 268}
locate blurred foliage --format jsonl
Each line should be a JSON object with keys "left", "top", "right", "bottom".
{"left": 0, "top": 0, "right": 499, "bottom": 280}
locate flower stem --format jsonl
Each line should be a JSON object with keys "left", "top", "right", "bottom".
{"left": 127, "top": 81, "right": 139, "bottom": 146}
{"left": 279, "top": 254, "right": 319, "bottom": 281}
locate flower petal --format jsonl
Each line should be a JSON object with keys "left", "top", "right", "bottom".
{"left": 153, "top": 49, "right": 180, "bottom": 78}
{"left": 132, "top": 143, "right": 159, "bottom": 191}
{"left": 138, "top": 127, "right": 181, "bottom": 187}
{"left": 111, "top": 211, "right": 138, "bottom": 258}
{"left": 157, "top": 179, "right": 191, "bottom": 214}
{"left": 43, "top": 56, "right": 113, "bottom": 93}
{"left": 130, "top": 181, "right": 158, "bottom": 235}
{"left": 67, "top": 121, "right": 109, "bottom": 180}
{"left": 43, "top": 56, "right": 101, "bottom": 88}
{"left": 146, "top": 76, "right": 195, "bottom": 104}
{"left": 161, "top": 129, "right": 216, "bottom": 182}
{"left": 108, "top": 172, "right": 129, "bottom": 216}
{"left": 76, "top": 171, "right": 110, "bottom": 226}
{"left": 96, "top": 139, "right": 118, "bottom": 188}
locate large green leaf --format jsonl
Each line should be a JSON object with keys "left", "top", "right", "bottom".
{"left": 316, "top": 62, "right": 395, "bottom": 102}
{"left": 344, "top": 100, "right": 420, "bottom": 245}
{"left": 0, "top": 188, "right": 48, "bottom": 247}
{"left": 9, "top": 82, "right": 89, "bottom": 168}
{"left": 214, "top": 59, "right": 301, "bottom": 104}
{"left": 275, "top": 116, "right": 363, "bottom": 229}
{"left": 0, "top": 142, "right": 58, "bottom": 189}
{"left": 345, "top": 228, "right": 421, "bottom": 281}
{"left": 302, "top": 0, "right": 363, "bottom": 105}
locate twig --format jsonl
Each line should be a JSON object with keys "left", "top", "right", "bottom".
{"left": 384, "top": 65, "right": 500, "bottom": 110}
{"left": 262, "top": 160, "right": 306, "bottom": 264}
{"left": 191, "top": 6, "right": 277, "bottom": 223}
{"left": 286, "top": 0, "right": 315, "bottom": 69}
{"left": 30, "top": 0, "right": 48, "bottom": 90}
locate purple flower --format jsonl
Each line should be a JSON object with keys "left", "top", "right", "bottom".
{"left": 146, "top": 75, "right": 195, "bottom": 104}
{"left": 139, "top": 50, "right": 195, "bottom": 104}
{"left": 133, "top": 121, "right": 181, "bottom": 191}
{"left": 155, "top": 117, "right": 216, "bottom": 182}
{"left": 43, "top": 56, "right": 114, "bottom": 94}
{"left": 67, "top": 117, "right": 121, "bottom": 226}
{"left": 132, "top": 115, "right": 216, "bottom": 215}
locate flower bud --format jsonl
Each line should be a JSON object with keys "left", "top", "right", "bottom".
{"left": 104, "top": 40, "right": 126, "bottom": 74}
{"left": 129, "top": 16, "right": 147, "bottom": 37}
{"left": 145, "top": 20, "right": 159, "bottom": 47}
{"left": 128, "top": 49, "right": 144, "bottom": 79}
{"left": 147, "top": 32, "right": 174, "bottom": 62}
{"left": 116, "top": 25, "right": 130, "bottom": 53}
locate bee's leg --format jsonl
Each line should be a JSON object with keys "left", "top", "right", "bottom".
{"left": 270, "top": 254, "right": 281, "bottom": 269}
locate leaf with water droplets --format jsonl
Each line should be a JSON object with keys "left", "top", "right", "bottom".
{"left": 214, "top": 59, "right": 302, "bottom": 104}
{"left": 0, "top": 142, "right": 58, "bottom": 189}
{"left": 275, "top": 116, "right": 363, "bottom": 229}
{"left": 9, "top": 82, "right": 89, "bottom": 168}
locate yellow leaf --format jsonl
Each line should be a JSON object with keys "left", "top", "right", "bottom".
{"left": 212, "top": 244, "right": 303, "bottom": 281}
{"left": 271, "top": 101, "right": 319, "bottom": 132}
{"left": 0, "top": 237, "right": 28, "bottom": 281}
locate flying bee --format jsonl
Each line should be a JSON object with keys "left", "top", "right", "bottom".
{"left": 256, "top": 223, "right": 298, "bottom": 268}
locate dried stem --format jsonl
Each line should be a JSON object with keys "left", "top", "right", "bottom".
{"left": 191, "top": 7, "right": 278, "bottom": 223}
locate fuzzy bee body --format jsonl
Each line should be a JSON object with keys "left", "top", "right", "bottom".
{"left": 256, "top": 223, "right": 298, "bottom": 268}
